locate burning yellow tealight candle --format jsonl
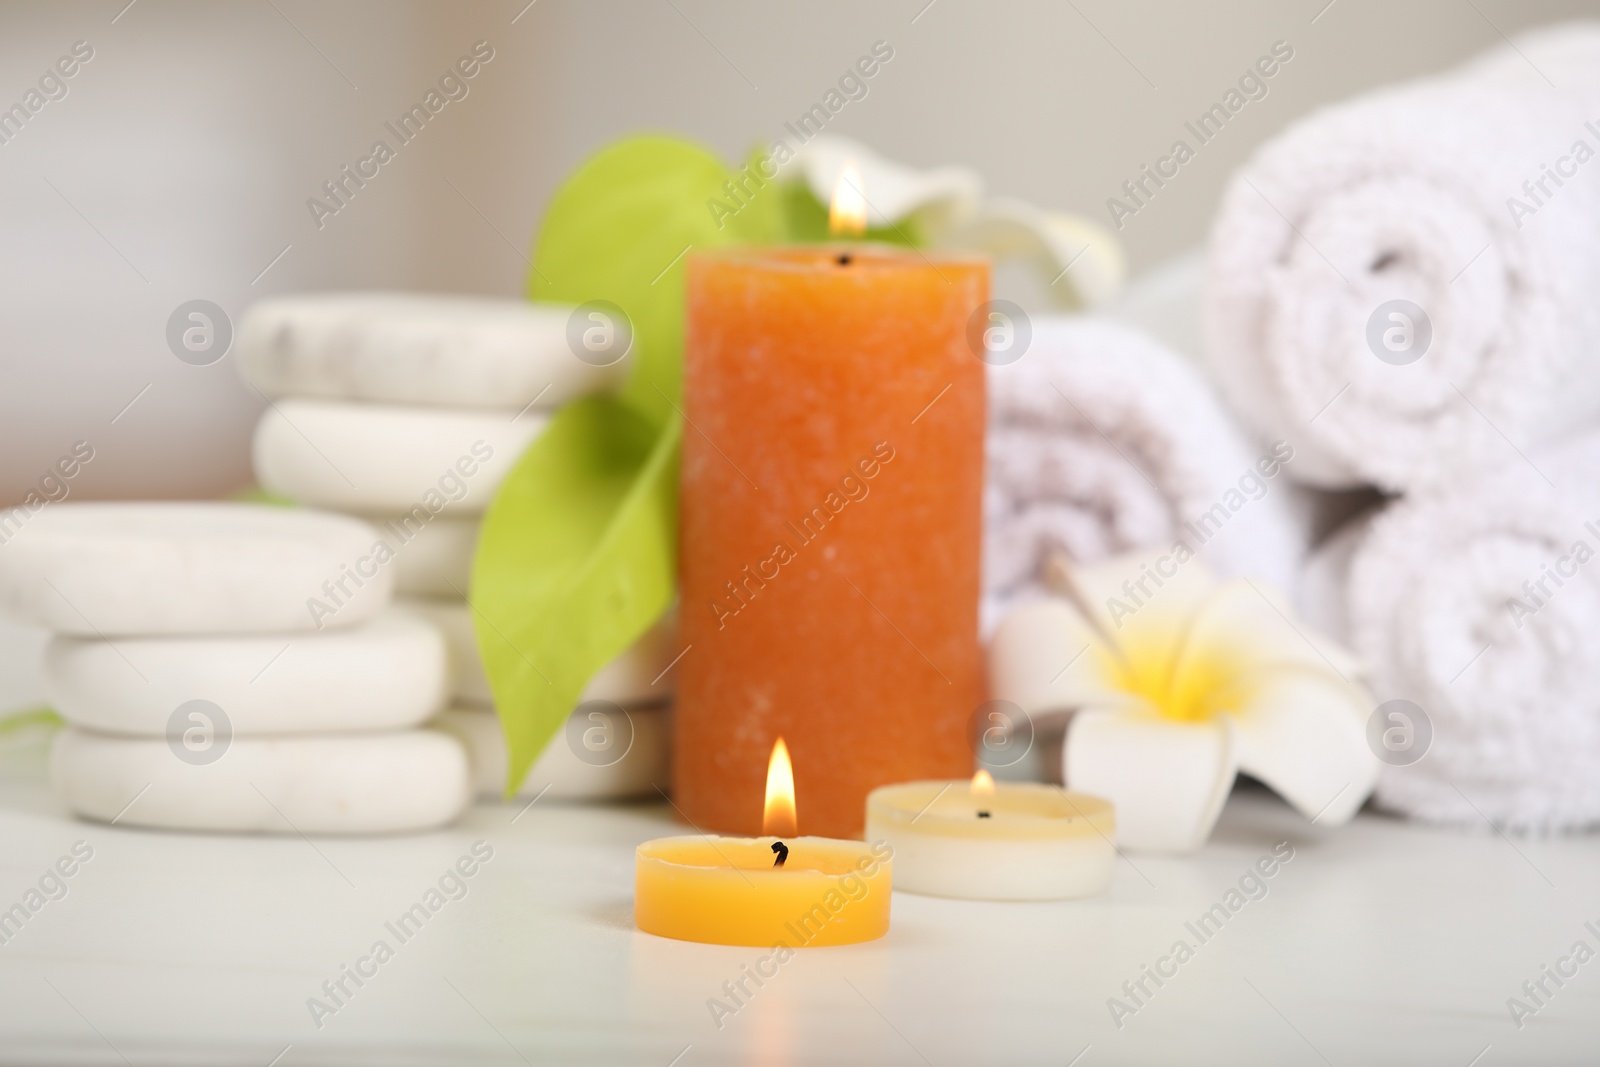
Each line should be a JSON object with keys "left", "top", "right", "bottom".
{"left": 865, "top": 772, "right": 1116, "bottom": 901}
{"left": 634, "top": 739, "right": 892, "bottom": 946}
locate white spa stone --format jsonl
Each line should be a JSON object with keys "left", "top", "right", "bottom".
{"left": 50, "top": 727, "right": 470, "bottom": 833}
{"left": 252, "top": 400, "right": 545, "bottom": 516}
{"left": 433, "top": 704, "right": 670, "bottom": 800}
{"left": 43, "top": 607, "right": 447, "bottom": 736}
{"left": 400, "top": 597, "right": 679, "bottom": 707}
{"left": 237, "top": 293, "right": 624, "bottom": 410}
{"left": 0, "top": 503, "right": 389, "bottom": 636}
{"left": 377, "top": 515, "right": 478, "bottom": 596}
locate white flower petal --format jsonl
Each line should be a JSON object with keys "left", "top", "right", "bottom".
{"left": 1181, "top": 580, "right": 1365, "bottom": 681}
{"left": 937, "top": 196, "right": 1127, "bottom": 309}
{"left": 1064, "top": 707, "right": 1237, "bottom": 853}
{"left": 989, "top": 598, "right": 1128, "bottom": 715}
{"left": 1055, "top": 548, "right": 1221, "bottom": 656}
{"left": 787, "top": 134, "right": 983, "bottom": 233}
{"left": 1231, "top": 670, "right": 1379, "bottom": 826}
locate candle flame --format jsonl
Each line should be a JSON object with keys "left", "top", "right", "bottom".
{"left": 829, "top": 160, "right": 867, "bottom": 237}
{"left": 763, "top": 737, "right": 798, "bottom": 837}
{"left": 972, "top": 768, "right": 995, "bottom": 798}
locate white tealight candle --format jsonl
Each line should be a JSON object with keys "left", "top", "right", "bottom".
{"left": 865, "top": 772, "right": 1116, "bottom": 901}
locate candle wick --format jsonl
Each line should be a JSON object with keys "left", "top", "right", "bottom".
{"left": 977, "top": 811, "right": 991, "bottom": 819}
{"left": 771, "top": 841, "right": 789, "bottom": 867}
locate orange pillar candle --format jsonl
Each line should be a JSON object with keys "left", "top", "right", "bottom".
{"left": 677, "top": 243, "right": 989, "bottom": 838}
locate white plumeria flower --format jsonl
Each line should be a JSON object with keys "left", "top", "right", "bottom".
{"left": 990, "top": 549, "right": 1379, "bottom": 852}
{"left": 784, "top": 134, "right": 1126, "bottom": 310}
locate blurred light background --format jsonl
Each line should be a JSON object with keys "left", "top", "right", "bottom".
{"left": 1, "top": 0, "right": 1593, "bottom": 504}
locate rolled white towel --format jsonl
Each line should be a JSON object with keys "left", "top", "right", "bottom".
{"left": 1309, "top": 433, "right": 1600, "bottom": 832}
{"left": 1206, "top": 22, "right": 1600, "bottom": 492}
{"left": 985, "top": 316, "right": 1312, "bottom": 622}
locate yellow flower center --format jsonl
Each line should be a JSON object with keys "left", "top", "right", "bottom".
{"left": 1111, "top": 626, "right": 1256, "bottom": 723}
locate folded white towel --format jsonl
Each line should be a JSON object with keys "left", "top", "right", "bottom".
{"left": 985, "top": 316, "right": 1312, "bottom": 622}
{"left": 1303, "top": 433, "right": 1600, "bottom": 832}
{"left": 1206, "top": 22, "right": 1600, "bottom": 492}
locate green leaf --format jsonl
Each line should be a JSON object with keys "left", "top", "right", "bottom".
{"left": 479, "top": 134, "right": 780, "bottom": 793}
{"left": 0, "top": 706, "right": 63, "bottom": 735}
{"left": 227, "top": 485, "right": 297, "bottom": 507}
{"left": 471, "top": 398, "right": 679, "bottom": 794}
{"left": 528, "top": 134, "right": 784, "bottom": 427}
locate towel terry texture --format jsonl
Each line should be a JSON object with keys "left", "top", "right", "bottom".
{"left": 1301, "top": 434, "right": 1600, "bottom": 832}
{"left": 984, "top": 316, "right": 1313, "bottom": 627}
{"left": 1205, "top": 22, "right": 1600, "bottom": 493}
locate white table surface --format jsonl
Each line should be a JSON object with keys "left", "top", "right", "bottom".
{"left": 2, "top": 712, "right": 1598, "bottom": 1067}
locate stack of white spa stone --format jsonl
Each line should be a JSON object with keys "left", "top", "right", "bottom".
{"left": 0, "top": 503, "right": 468, "bottom": 833}
{"left": 239, "top": 293, "right": 675, "bottom": 799}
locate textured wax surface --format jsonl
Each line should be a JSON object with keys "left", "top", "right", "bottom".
{"left": 676, "top": 247, "right": 988, "bottom": 838}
